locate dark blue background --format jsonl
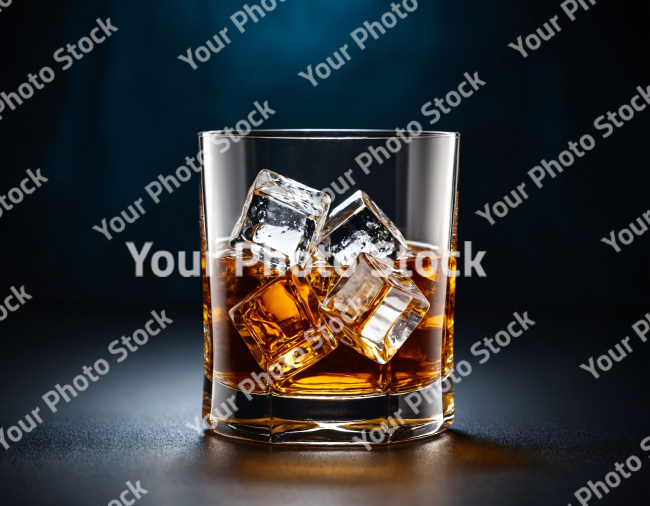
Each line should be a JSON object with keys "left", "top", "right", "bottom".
{"left": 0, "top": 0, "right": 648, "bottom": 313}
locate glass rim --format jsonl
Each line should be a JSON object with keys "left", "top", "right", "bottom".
{"left": 197, "top": 129, "right": 460, "bottom": 140}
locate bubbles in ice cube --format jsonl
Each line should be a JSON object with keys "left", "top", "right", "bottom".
{"left": 318, "top": 191, "right": 407, "bottom": 266}
{"left": 230, "top": 170, "right": 331, "bottom": 269}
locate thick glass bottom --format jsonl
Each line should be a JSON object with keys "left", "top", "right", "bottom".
{"left": 203, "top": 374, "right": 455, "bottom": 445}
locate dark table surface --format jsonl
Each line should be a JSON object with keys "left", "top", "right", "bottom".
{"left": 1, "top": 309, "right": 649, "bottom": 506}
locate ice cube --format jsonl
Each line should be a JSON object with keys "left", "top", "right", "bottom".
{"left": 230, "top": 170, "right": 331, "bottom": 270}
{"left": 320, "top": 253, "right": 429, "bottom": 364}
{"left": 229, "top": 265, "right": 338, "bottom": 384}
{"left": 318, "top": 190, "right": 407, "bottom": 266}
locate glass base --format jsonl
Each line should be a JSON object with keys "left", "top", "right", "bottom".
{"left": 203, "top": 374, "right": 455, "bottom": 445}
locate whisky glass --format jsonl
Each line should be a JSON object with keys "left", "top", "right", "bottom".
{"left": 199, "top": 130, "right": 459, "bottom": 445}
